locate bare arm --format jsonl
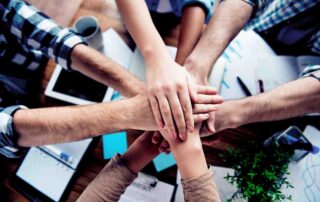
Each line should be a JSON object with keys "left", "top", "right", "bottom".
{"left": 162, "top": 123, "right": 221, "bottom": 201}
{"left": 13, "top": 94, "right": 157, "bottom": 147}
{"left": 13, "top": 89, "right": 221, "bottom": 147}
{"left": 175, "top": 5, "right": 206, "bottom": 65}
{"left": 71, "top": 44, "right": 145, "bottom": 98}
{"left": 185, "top": 0, "right": 253, "bottom": 83}
{"left": 215, "top": 77, "right": 320, "bottom": 132}
{"left": 116, "top": 0, "right": 198, "bottom": 140}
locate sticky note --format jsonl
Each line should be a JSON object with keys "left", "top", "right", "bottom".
{"left": 102, "top": 132, "right": 128, "bottom": 159}
{"left": 153, "top": 152, "right": 176, "bottom": 172}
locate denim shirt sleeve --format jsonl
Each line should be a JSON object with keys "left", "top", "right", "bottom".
{"left": 0, "top": 105, "right": 28, "bottom": 158}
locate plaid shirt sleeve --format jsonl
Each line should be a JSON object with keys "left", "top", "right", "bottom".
{"left": 0, "top": 0, "right": 86, "bottom": 70}
{"left": 0, "top": 105, "right": 28, "bottom": 158}
{"left": 300, "top": 65, "right": 320, "bottom": 81}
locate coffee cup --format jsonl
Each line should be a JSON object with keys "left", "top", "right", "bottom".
{"left": 74, "top": 16, "right": 103, "bottom": 50}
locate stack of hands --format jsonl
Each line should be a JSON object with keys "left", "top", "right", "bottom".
{"left": 121, "top": 57, "right": 224, "bottom": 177}
{"left": 144, "top": 55, "right": 223, "bottom": 152}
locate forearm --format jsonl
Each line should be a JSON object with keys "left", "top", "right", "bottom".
{"left": 185, "top": 0, "right": 253, "bottom": 82}
{"left": 224, "top": 77, "right": 320, "bottom": 128}
{"left": 175, "top": 6, "right": 205, "bottom": 65}
{"left": 170, "top": 128, "right": 221, "bottom": 201}
{"left": 13, "top": 94, "right": 157, "bottom": 147}
{"left": 170, "top": 133, "right": 207, "bottom": 180}
{"left": 115, "top": 0, "right": 171, "bottom": 62}
{"left": 71, "top": 44, "right": 145, "bottom": 98}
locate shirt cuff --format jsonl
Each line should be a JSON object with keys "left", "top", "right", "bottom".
{"left": 182, "top": 0, "right": 214, "bottom": 15}
{"left": 49, "top": 28, "right": 86, "bottom": 71}
{"left": 240, "top": 0, "right": 257, "bottom": 7}
{"left": 0, "top": 105, "right": 28, "bottom": 158}
{"left": 300, "top": 65, "right": 320, "bottom": 81}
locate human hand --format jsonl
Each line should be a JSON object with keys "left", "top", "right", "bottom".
{"left": 146, "top": 58, "right": 198, "bottom": 141}
{"left": 120, "top": 131, "right": 161, "bottom": 173}
{"left": 183, "top": 60, "right": 223, "bottom": 137}
{"left": 126, "top": 92, "right": 219, "bottom": 131}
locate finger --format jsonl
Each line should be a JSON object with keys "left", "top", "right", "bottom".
{"left": 157, "top": 95, "right": 177, "bottom": 138}
{"left": 151, "top": 131, "right": 162, "bottom": 144}
{"left": 196, "top": 94, "right": 224, "bottom": 104}
{"left": 197, "top": 85, "right": 217, "bottom": 95}
{"left": 178, "top": 85, "right": 194, "bottom": 135}
{"left": 148, "top": 95, "right": 164, "bottom": 128}
{"left": 186, "top": 73, "right": 198, "bottom": 102}
{"left": 158, "top": 139, "right": 170, "bottom": 153}
{"left": 167, "top": 92, "right": 187, "bottom": 141}
{"left": 193, "top": 113, "right": 210, "bottom": 123}
{"left": 206, "top": 112, "right": 216, "bottom": 134}
{"left": 193, "top": 104, "right": 219, "bottom": 114}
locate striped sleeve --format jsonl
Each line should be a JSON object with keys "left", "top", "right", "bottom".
{"left": 300, "top": 65, "right": 320, "bottom": 81}
{"left": 0, "top": 0, "right": 86, "bottom": 70}
{"left": 0, "top": 105, "right": 28, "bottom": 158}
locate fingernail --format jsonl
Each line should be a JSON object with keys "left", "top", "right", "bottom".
{"left": 179, "top": 134, "right": 184, "bottom": 140}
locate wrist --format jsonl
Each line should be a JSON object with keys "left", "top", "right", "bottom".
{"left": 223, "top": 99, "right": 249, "bottom": 128}
{"left": 142, "top": 46, "right": 171, "bottom": 66}
{"left": 184, "top": 57, "right": 209, "bottom": 85}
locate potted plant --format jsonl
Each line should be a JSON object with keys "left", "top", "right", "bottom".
{"left": 221, "top": 142, "right": 294, "bottom": 202}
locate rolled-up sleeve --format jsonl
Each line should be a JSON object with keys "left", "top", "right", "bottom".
{"left": 300, "top": 65, "right": 320, "bottom": 81}
{"left": 179, "top": 0, "right": 214, "bottom": 22}
{"left": 0, "top": 0, "right": 86, "bottom": 70}
{"left": 0, "top": 105, "right": 28, "bottom": 158}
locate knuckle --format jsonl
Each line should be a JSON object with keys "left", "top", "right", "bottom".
{"left": 161, "top": 84, "right": 171, "bottom": 92}
{"left": 162, "top": 109, "right": 171, "bottom": 117}
{"left": 176, "top": 82, "right": 184, "bottom": 91}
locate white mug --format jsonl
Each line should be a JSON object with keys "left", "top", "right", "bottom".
{"left": 74, "top": 16, "right": 103, "bottom": 50}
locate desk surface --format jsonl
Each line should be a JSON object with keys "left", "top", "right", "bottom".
{"left": 1, "top": 0, "right": 319, "bottom": 201}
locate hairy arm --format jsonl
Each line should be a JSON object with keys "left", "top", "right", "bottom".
{"left": 185, "top": 0, "right": 253, "bottom": 83}
{"left": 175, "top": 5, "right": 206, "bottom": 65}
{"left": 13, "top": 90, "right": 220, "bottom": 147}
{"left": 71, "top": 44, "right": 145, "bottom": 98}
{"left": 215, "top": 77, "right": 320, "bottom": 132}
{"left": 13, "top": 94, "right": 157, "bottom": 147}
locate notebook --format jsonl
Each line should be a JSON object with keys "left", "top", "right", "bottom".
{"left": 15, "top": 139, "right": 92, "bottom": 202}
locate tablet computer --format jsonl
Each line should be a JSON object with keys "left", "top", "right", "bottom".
{"left": 45, "top": 65, "right": 113, "bottom": 105}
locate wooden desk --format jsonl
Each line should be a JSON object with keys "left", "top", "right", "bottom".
{"left": 1, "top": 1, "right": 319, "bottom": 201}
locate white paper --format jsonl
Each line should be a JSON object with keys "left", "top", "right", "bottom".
{"left": 119, "top": 173, "right": 175, "bottom": 202}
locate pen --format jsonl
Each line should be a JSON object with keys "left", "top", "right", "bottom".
{"left": 237, "top": 76, "right": 252, "bottom": 96}
{"left": 40, "top": 145, "right": 74, "bottom": 164}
